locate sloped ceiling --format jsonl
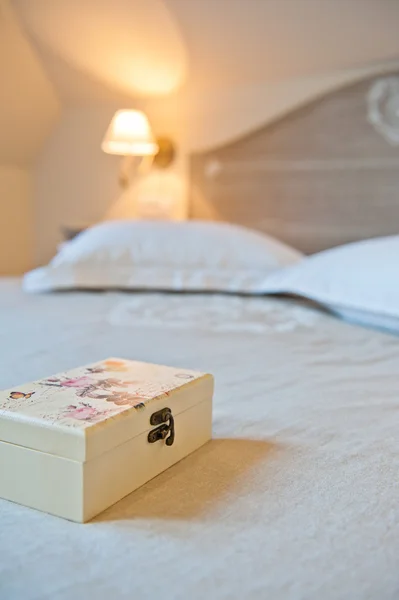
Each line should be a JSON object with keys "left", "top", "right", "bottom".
{"left": 3, "top": 0, "right": 399, "bottom": 164}
{"left": 11, "top": 0, "right": 188, "bottom": 100}
{"left": 11, "top": 0, "right": 399, "bottom": 106}
{"left": 166, "top": 0, "right": 399, "bottom": 90}
{"left": 0, "top": 0, "right": 59, "bottom": 165}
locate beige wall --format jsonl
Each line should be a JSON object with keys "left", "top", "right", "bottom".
{"left": 0, "top": 167, "right": 32, "bottom": 274}
{"left": 0, "top": 0, "right": 59, "bottom": 165}
{"left": 0, "top": 0, "right": 59, "bottom": 274}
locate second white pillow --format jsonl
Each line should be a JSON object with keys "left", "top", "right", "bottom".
{"left": 262, "top": 234, "right": 399, "bottom": 327}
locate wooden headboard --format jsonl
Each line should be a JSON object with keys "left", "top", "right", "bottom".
{"left": 189, "top": 73, "right": 399, "bottom": 254}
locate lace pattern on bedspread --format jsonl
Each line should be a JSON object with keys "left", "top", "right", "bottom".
{"left": 108, "top": 294, "right": 322, "bottom": 334}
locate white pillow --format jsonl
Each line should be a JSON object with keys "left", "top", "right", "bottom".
{"left": 262, "top": 235, "right": 399, "bottom": 329}
{"left": 328, "top": 306, "right": 399, "bottom": 334}
{"left": 23, "top": 220, "right": 303, "bottom": 293}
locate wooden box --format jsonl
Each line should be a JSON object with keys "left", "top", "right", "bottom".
{"left": 0, "top": 358, "right": 213, "bottom": 522}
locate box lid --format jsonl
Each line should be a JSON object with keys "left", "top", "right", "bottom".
{"left": 0, "top": 358, "right": 213, "bottom": 462}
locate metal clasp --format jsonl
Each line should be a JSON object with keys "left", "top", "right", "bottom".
{"left": 148, "top": 407, "right": 175, "bottom": 446}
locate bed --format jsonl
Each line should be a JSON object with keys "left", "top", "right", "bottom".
{"left": 2, "top": 72, "right": 399, "bottom": 600}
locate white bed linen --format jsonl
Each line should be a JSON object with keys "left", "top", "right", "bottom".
{"left": 108, "top": 293, "right": 324, "bottom": 333}
{"left": 1, "top": 279, "right": 399, "bottom": 600}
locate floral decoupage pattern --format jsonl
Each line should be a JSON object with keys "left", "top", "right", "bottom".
{"left": 0, "top": 358, "right": 201, "bottom": 429}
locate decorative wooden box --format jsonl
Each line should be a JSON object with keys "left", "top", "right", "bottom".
{"left": 0, "top": 358, "right": 213, "bottom": 522}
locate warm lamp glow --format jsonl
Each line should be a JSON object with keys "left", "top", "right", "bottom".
{"left": 14, "top": 0, "right": 187, "bottom": 97}
{"left": 101, "top": 110, "right": 159, "bottom": 156}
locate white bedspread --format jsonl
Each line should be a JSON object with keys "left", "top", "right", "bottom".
{"left": 1, "top": 279, "right": 399, "bottom": 600}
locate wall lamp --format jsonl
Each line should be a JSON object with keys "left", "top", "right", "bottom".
{"left": 101, "top": 109, "right": 175, "bottom": 187}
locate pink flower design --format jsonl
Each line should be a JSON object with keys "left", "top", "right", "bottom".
{"left": 65, "top": 404, "right": 98, "bottom": 421}
{"left": 61, "top": 376, "right": 95, "bottom": 388}
{"left": 64, "top": 402, "right": 114, "bottom": 422}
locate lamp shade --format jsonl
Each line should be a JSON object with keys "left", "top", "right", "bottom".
{"left": 101, "top": 110, "right": 159, "bottom": 156}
